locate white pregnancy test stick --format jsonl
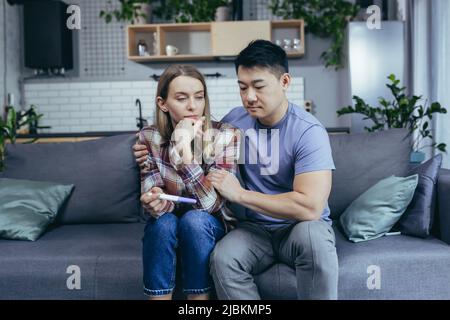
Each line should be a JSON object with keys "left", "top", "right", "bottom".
{"left": 148, "top": 193, "right": 197, "bottom": 204}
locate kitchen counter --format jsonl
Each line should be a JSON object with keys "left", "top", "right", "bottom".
{"left": 16, "top": 131, "right": 137, "bottom": 139}
{"left": 17, "top": 127, "right": 350, "bottom": 140}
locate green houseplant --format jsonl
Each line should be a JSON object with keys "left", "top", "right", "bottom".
{"left": 100, "top": 0, "right": 155, "bottom": 24}
{"left": 153, "top": 0, "right": 231, "bottom": 23}
{"left": 270, "top": 0, "right": 359, "bottom": 69}
{"left": 100, "top": 0, "right": 231, "bottom": 24}
{"left": 337, "top": 74, "right": 447, "bottom": 161}
{"left": 0, "top": 106, "right": 43, "bottom": 171}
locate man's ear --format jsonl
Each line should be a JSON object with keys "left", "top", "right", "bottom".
{"left": 280, "top": 73, "right": 291, "bottom": 91}
{"left": 156, "top": 96, "right": 168, "bottom": 112}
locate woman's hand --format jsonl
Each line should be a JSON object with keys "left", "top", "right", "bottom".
{"left": 173, "top": 117, "right": 204, "bottom": 148}
{"left": 140, "top": 187, "right": 168, "bottom": 218}
{"left": 172, "top": 117, "right": 204, "bottom": 163}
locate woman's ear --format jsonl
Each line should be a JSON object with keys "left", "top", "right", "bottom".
{"left": 156, "top": 96, "right": 168, "bottom": 112}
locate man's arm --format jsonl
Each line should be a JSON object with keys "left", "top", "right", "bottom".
{"left": 133, "top": 133, "right": 149, "bottom": 170}
{"left": 208, "top": 170, "right": 332, "bottom": 221}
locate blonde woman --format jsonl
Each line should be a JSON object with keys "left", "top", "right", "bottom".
{"left": 138, "top": 65, "right": 239, "bottom": 300}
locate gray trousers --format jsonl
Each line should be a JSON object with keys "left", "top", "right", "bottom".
{"left": 210, "top": 220, "right": 338, "bottom": 300}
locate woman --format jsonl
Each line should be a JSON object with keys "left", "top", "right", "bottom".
{"left": 139, "top": 64, "right": 239, "bottom": 300}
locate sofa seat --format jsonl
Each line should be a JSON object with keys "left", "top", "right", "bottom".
{"left": 255, "top": 226, "right": 450, "bottom": 300}
{"left": 0, "top": 223, "right": 146, "bottom": 300}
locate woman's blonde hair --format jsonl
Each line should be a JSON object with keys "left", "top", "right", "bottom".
{"left": 155, "top": 64, "right": 214, "bottom": 160}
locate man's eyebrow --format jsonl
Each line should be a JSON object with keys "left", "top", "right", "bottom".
{"left": 237, "top": 79, "right": 265, "bottom": 85}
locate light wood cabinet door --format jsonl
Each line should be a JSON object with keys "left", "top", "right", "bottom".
{"left": 211, "top": 21, "right": 271, "bottom": 56}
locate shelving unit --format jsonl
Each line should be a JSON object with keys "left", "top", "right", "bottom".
{"left": 127, "top": 20, "right": 305, "bottom": 62}
{"left": 271, "top": 20, "right": 305, "bottom": 57}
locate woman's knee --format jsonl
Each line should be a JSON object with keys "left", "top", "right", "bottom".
{"left": 143, "top": 213, "right": 178, "bottom": 239}
{"left": 178, "top": 209, "right": 217, "bottom": 234}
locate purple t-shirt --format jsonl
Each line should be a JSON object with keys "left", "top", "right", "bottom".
{"left": 221, "top": 102, "right": 335, "bottom": 225}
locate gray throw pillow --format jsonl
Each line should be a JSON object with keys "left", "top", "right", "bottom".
{"left": 2, "top": 134, "right": 141, "bottom": 224}
{"left": 393, "top": 154, "right": 442, "bottom": 238}
{"left": 329, "top": 129, "right": 411, "bottom": 220}
{"left": 0, "top": 178, "right": 74, "bottom": 241}
{"left": 340, "top": 175, "right": 419, "bottom": 243}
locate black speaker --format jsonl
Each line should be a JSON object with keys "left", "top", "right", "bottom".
{"left": 23, "top": 1, "right": 73, "bottom": 70}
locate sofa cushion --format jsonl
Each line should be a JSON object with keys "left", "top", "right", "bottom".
{"left": 255, "top": 226, "right": 450, "bottom": 300}
{"left": 339, "top": 175, "right": 418, "bottom": 243}
{"left": 393, "top": 154, "right": 442, "bottom": 238}
{"left": 2, "top": 134, "right": 141, "bottom": 224}
{"left": 334, "top": 226, "right": 450, "bottom": 299}
{"left": 0, "top": 178, "right": 74, "bottom": 241}
{"left": 329, "top": 129, "right": 411, "bottom": 219}
{"left": 0, "top": 223, "right": 145, "bottom": 299}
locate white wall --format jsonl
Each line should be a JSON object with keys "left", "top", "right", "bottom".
{"left": 0, "top": 0, "right": 4, "bottom": 108}
{"left": 0, "top": 0, "right": 22, "bottom": 109}
{"left": 24, "top": 77, "right": 304, "bottom": 133}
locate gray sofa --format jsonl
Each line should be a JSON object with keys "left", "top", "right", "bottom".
{"left": 0, "top": 129, "right": 449, "bottom": 299}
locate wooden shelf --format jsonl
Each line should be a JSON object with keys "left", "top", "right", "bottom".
{"left": 127, "top": 20, "right": 305, "bottom": 62}
{"left": 271, "top": 19, "right": 305, "bottom": 57}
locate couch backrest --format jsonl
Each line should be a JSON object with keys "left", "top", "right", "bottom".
{"left": 2, "top": 134, "right": 142, "bottom": 224}
{"left": 328, "top": 129, "right": 411, "bottom": 220}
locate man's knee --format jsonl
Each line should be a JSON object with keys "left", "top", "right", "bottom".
{"left": 210, "top": 232, "right": 249, "bottom": 276}
{"left": 289, "top": 220, "right": 336, "bottom": 255}
{"left": 210, "top": 236, "right": 234, "bottom": 270}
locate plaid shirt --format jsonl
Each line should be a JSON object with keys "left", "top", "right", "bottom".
{"left": 138, "top": 121, "right": 240, "bottom": 228}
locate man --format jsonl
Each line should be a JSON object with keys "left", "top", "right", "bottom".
{"left": 133, "top": 40, "right": 338, "bottom": 300}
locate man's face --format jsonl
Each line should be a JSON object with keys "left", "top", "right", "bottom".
{"left": 237, "top": 66, "right": 289, "bottom": 124}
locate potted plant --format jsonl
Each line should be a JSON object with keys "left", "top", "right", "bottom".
{"left": 270, "top": 0, "right": 360, "bottom": 70}
{"left": 100, "top": 0, "right": 155, "bottom": 24}
{"left": 215, "top": 0, "right": 232, "bottom": 21}
{"left": 0, "top": 105, "right": 43, "bottom": 171}
{"left": 152, "top": 0, "right": 230, "bottom": 23}
{"left": 337, "top": 74, "right": 447, "bottom": 163}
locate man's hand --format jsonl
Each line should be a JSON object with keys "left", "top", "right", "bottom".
{"left": 207, "top": 169, "right": 244, "bottom": 203}
{"left": 133, "top": 138, "right": 149, "bottom": 169}
{"left": 140, "top": 187, "right": 168, "bottom": 218}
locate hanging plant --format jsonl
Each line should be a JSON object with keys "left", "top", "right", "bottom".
{"left": 270, "top": 0, "right": 360, "bottom": 70}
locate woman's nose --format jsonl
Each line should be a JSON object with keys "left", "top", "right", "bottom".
{"left": 187, "top": 97, "right": 200, "bottom": 110}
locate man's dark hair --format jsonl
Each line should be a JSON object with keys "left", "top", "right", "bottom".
{"left": 234, "top": 39, "right": 289, "bottom": 78}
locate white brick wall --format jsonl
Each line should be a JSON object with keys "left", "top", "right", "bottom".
{"left": 24, "top": 78, "right": 304, "bottom": 133}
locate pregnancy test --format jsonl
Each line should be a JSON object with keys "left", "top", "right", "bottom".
{"left": 148, "top": 192, "right": 197, "bottom": 204}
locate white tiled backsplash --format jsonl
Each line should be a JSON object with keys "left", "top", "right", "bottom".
{"left": 24, "top": 78, "right": 304, "bottom": 133}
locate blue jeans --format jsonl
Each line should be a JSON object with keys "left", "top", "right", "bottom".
{"left": 142, "top": 209, "right": 225, "bottom": 296}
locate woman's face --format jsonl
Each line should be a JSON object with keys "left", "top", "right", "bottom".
{"left": 157, "top": 75, "right": 206, "bottom": 126}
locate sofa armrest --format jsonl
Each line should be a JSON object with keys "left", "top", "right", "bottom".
{"left": 438, "top": 168, "right": 450, "bottom": 245}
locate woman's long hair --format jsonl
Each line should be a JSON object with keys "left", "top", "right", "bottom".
{"left": 155, "top": 64, "right": 214, "bottom": 160}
